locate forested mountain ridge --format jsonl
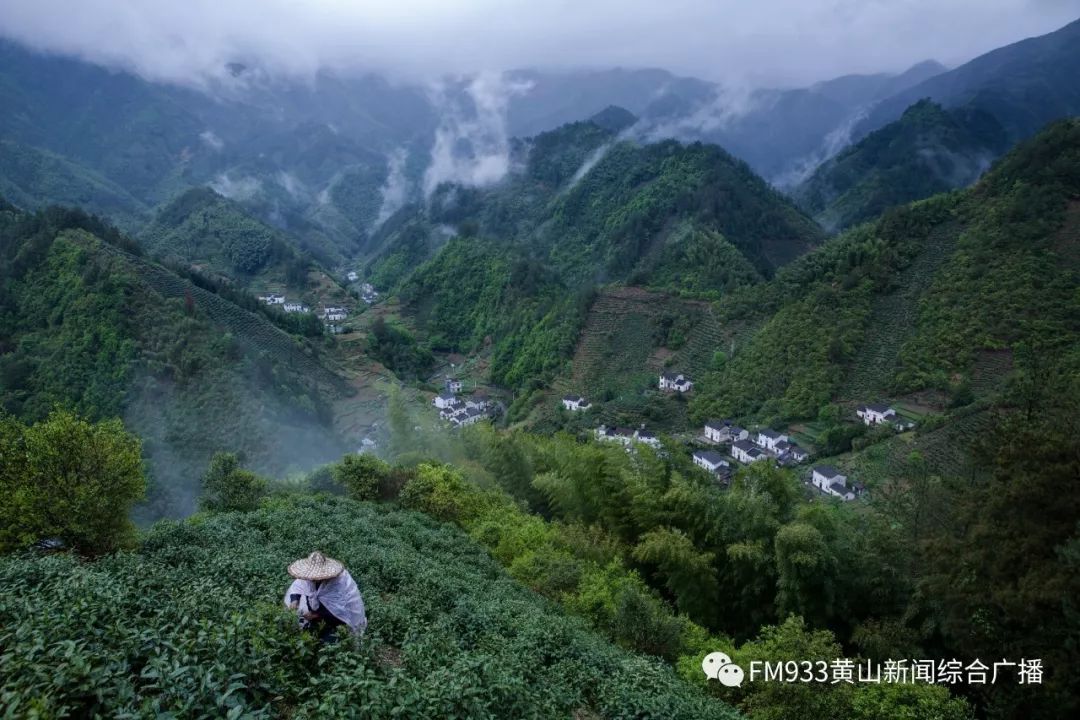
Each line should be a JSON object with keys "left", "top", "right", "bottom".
{"left": 691, "top": 118, "right": 1080, "bottom": 426}
{"left": 365, "top": 113, "right": 822, "bottom": 409}
{"left": 793, "top": 99, "right": 1011, "bottom": 231}
{"left": 856, "top": 17, "right": 1080, "bottom": 145}
{"left": 0, "top": 202, "right": 352, "bottom": 515}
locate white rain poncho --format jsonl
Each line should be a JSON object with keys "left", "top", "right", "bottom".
{"left": 284, "top": 570, "right": 368, "bottom": 634}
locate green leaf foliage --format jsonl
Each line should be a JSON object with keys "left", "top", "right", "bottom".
{"left": 0, "top": 495, "right": 740, "bottom": 719}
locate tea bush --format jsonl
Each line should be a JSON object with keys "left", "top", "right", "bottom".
{"left": 0, "top": 495, "right": 740, "bottom": 719}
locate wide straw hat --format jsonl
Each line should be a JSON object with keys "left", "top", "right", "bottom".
{"left": 288, "top": 551, "right": 344, "bottom": 581}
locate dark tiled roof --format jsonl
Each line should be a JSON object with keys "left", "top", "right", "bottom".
{"left": 694, "top": 450, "right": 727, "bottom": 465}
{"left": 813, "top": 465, "right": 844, "bottom": 479}
{"left": 759, "top": 429, "right": 783, "bottom": 439}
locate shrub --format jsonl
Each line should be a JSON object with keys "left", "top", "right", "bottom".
{"left": 198, "top": 452, "right": 267, "bottom": 512}
{"left": 331, "top": 453, "right": 388, "bottom": 501}
{"left": 400, "top": 463, "right": 476, "bottom": 522}
{"left": 0, "top": 410, "right": 145, "bottom": 554}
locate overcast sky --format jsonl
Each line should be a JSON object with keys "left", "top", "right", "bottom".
{"left": 0, "top": 0, "right": 1078, "bottom": 88}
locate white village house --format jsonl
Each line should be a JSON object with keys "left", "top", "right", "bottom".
{"left": 856, "top": 403, "right": 897, "bottom": 426}
{"left": 659, "top": 372, "right": 693, "bottom": 393}
{"left": 323, "top": 307, "right": 348, "bottom": 322}
{"left": 596, "top": 425, "right": 635, "bottom": 446}
{"left": 347, "top": 271, "right": 359, "bottom": 282}
{"left": 693, "top": 450, "right": 729, "bottom": 474}
{"left": 731, "top": 439, "right": 767, "bottom": 464}
{"left": 704, "top": 419, "right": 732, "bottom": 443}
{"left": 445, "top": 377, "right": 463, "bottom": 394}
{"left": 635, "top": 428, "right": 661, "bottom": 449}
{"left": 729, "top": 426, "right": 750, "bottom": 442}
{"left": 432, "top": 392, "right": 456, "bottom": 410}
{"left": 283, "top": 302, "right": 309, "bottom": 313}
{"left": 811, "top": 465, "right": 861, "bottom": 501}
{"left": 756, "top": 429, "right": 789, "bottom": 452}
{"left": 259, "top": 293, "right": 285, "bottom": 305}
{"left": 562, "top": 395, "right": 592, "bottom": 412}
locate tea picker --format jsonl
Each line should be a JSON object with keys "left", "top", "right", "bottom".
{"left": 284, "top": 551, "right": 367, "bottom": 643}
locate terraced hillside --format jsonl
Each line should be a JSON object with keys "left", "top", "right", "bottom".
{"left": 837, "top": 216, "right": 962, "bottom": 401}
{"left": 556, "top": 287, "right": 700, "bottom": 399}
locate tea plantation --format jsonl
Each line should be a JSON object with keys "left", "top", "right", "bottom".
{"left": 0, "top": 495, "right": 741, "bottom": 719}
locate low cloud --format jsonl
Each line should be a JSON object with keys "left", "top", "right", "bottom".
{"left": 422, "top": 73, "right": 533, "bottom": 196}
{"left": 210, "top": 173, "right": 262, "bottom": 201}
{"left": 1, "top": 1, "right": 1075, "bottom": 89}
{"left": 199, "top": 129, "right": 224, "bottom": 151}
{"left": 375, "top": 148, "right": 411, "bottom": 227}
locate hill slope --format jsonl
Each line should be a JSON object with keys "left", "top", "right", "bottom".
{"left": 690, "top": 118, "right": 1080, "bottom": 425}
{"left": 0, "top": 140, "right": 149, "bottom": 230}
{"left": 0, "top": 495, "right": 739, "bottom": 719}
{"left": 793, "top": 100, "right": 1010, "bottom": 231}
{"left": 372, "top": 117, "right": 821, "bottom": 402}
{"left": 0, "top": 204, "right": 352, "bottom": 515}
{"left": 139, "top": 187, "right": 312, "bottom": 283}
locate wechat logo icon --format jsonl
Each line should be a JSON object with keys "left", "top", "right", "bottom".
{"left": 702, "top": 652, "right": 745, "bottom": 687}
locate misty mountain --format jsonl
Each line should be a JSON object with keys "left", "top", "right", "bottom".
{"left": 793, "top": 100, "right": 1010, "bottom": 231}
{"left": 503, "top": 67, "right": 714, "bottom": 138}
{"left": 856, "top": 17, "right": 1080, "bottom": 144}
{"left": 696, "top": 60, "right": 947, "bottom": 185}
{"left": 0, "top": 203, "right": 351, "bottom": 515}
{"left": 0, "top": 39, "right": 434, "bottom": 261}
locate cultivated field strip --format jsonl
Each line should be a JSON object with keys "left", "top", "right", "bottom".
{"left": 838, "top": 220, "right": 961, "bottom": 399}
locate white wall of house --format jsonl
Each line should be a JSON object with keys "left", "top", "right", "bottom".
{"left": 756, "top": 431, "right": 789, "bottom": 451}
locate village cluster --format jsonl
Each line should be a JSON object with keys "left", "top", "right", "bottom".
{"left": 432, "top": 377, "right": 496, "bottom": 428}
{"left": 560, "top": 371, "right": 910, "bottom": 502}
{"left": 258, "top": 293, "right": 350, "bottom": 332}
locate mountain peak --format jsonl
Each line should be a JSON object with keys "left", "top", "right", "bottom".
{"left": 588, "top": 105, "right": 637, "bottom": 133}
